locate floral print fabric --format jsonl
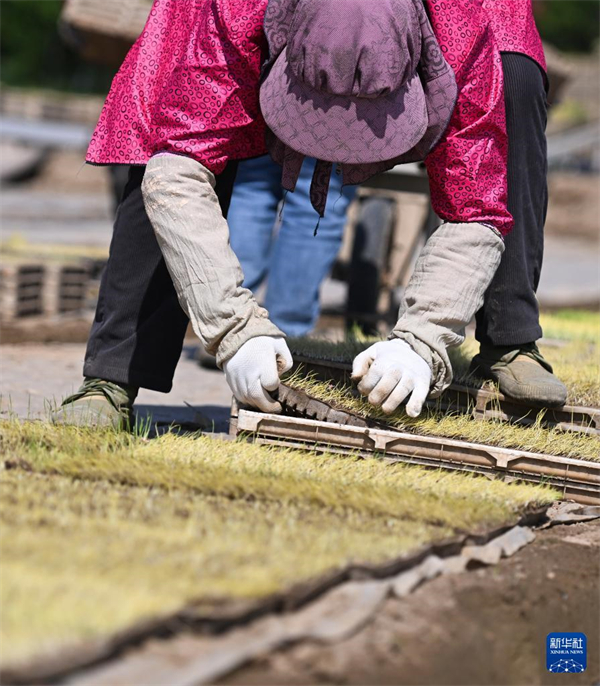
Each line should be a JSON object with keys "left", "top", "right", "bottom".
{"left": 87, "top": 0, "right": 545, "bottom": 235}
{"left": 484, "top": 0, "right": 546, "bottom": 71}
{"left": 423, "top": 0, "right": 546, "bottom": 235}
{"left": 87, "top": 0, "right": 269, "bottom": 175}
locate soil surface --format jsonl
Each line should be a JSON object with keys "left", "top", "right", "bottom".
{"left": 222, "top": 521, "right": 599, "bottom": 686}
{"left": 0, "top": 342, "right": 232, "bottom": 431}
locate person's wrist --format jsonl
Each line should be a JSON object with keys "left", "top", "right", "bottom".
{"left": 216, "top": 316, "right": 285, "bottom": 369}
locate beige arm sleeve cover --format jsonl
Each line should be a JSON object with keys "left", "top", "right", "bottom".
{"left": 141, "top": 154, "right": 283, "bottom": 367}
{"left": 390, "top": 222, "right": 505, "bottom": 396}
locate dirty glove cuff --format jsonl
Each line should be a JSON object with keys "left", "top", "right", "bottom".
{"left": 390, "top": 222, "right": 505, "bottom": 396}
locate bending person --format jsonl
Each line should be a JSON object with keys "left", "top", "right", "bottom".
{"left": 53, "top": 0, "right": 521, "bottom": 427}
{"left": 232, "top": 2, "right": 567, "bottom": 405}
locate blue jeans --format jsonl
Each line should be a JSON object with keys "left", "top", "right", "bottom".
{"left": 228, "top": 155, "right": 357, "bottom": 337}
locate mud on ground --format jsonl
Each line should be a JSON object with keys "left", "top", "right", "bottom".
{"left": 222, "top": 521, "right": 599, "bottom": 686}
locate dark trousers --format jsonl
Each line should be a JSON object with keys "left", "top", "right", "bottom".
{"left": 475, "top": 53, "right": 548, "bottom": 347}
{"left": 83, "top": 163, "right": 238, "bottom": 392}
{"left": 84, "top": 54, "right": 548, "bottom": 392}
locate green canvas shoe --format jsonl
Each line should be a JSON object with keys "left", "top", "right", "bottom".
{"left": 51, "top": 378, "right": 138, "bottom": 429}
{"left": 470, "top": 343, "right": 568, "bottom": 407}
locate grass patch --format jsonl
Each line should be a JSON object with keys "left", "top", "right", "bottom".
{"left": 0, "top": 420, "right": 555, "bottom": 668}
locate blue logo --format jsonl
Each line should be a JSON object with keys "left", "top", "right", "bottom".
{"left": 547, "top": 633, "right": 587, "bottom": 673}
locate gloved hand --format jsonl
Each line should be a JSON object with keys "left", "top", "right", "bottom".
{"left": 223, "top": 336, "right": 293, "bottom": 413}
{"left": 352, "top": 339, "right": 431, "bottom": 416}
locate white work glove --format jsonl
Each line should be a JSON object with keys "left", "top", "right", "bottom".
{"left": 223, "top": 336, "right": 293, "bottom": 413}
{"left": 352, "top": 339, "right": 432, "bottom": 417}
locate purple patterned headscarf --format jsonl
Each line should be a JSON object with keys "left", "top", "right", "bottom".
{"left": 260, "top": 0, "right": 458, "bottom": 216}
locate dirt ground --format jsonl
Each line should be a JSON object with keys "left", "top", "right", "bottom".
{"left": 546, "top": 173, "right": 600, "bottom": 243}
{"left": 222, "top": 521, "right": 599, "bottom": 686}
{"left": 0, "top": 342, "right": 232, "bottom": 430}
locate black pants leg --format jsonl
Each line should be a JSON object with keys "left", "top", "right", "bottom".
{"left": 475, "top": 53, "right": 548, "bottom": 347}
{"left": 84, "top": 162, "right": 238, "bottom": 392}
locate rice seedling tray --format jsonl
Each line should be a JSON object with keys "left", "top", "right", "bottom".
{"left": 231, "top": 386, "right": 600, "bottom": 506}
{"left": 291, "top": 355, "right": 600, "bottom": 436}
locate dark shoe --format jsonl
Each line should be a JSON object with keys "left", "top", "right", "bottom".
{"left": 51, "top": 378, "right": 138, "bottom": 429}
{"left": 470, "top": 343, "right": 568, "bottom": 407}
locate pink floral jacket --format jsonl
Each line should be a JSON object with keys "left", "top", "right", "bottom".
{"left": 87, "top": 0, "right": 545, "bottom": 236}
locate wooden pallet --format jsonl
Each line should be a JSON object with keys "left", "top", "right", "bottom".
{"left": 61, "top": 0, "right": 153, "bottom": 42}
{"left": 0, "top": 262, "right": 101, "bottom": 322}
{"left": 60, "top": 0, "right": 153, "bottom": 66}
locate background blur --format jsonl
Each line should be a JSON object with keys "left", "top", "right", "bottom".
{"left": 1, "top": 0, "right": 599, "bottom": 423}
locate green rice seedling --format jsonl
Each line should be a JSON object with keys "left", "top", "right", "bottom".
{"left": 0, "top": 421, "right": 555, "bottom": 530}
{"left": 0, "top": 470, "right": 442, "bottom": 668}
{"left": 284, "top": 372, "right": 600, "bottom": 461}
{"left": 0, "top": 420, "right": 555, "bottom": 668}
